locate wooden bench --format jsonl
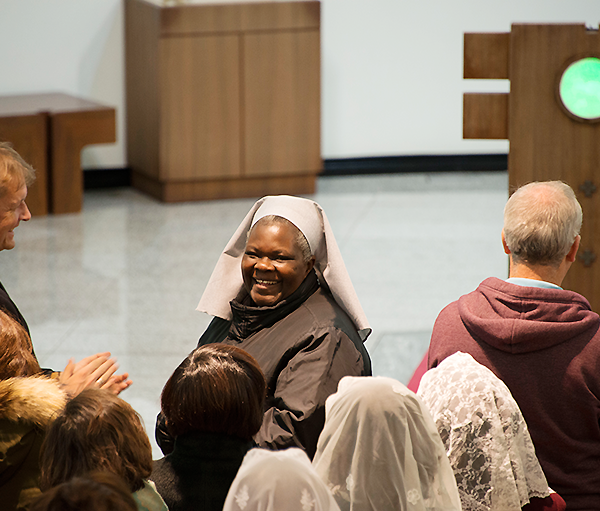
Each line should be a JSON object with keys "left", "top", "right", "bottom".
{"left": 0, "top": 93, "right": 116, "bottom": 215}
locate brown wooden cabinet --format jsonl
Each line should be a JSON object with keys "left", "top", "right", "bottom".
{"left": 125, "top": 0, "right": 321, "bottom": 202}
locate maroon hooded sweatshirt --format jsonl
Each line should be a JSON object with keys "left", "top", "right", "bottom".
{"left": 428, "top": 277, "right": 600, "bottom": 511}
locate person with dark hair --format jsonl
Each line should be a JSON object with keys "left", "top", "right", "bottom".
{"left": 157, "top": 195, "right": 371, "bottom": 459}
{"left": 151, "top": 344, "right": 266, "bottom": 511}
{"left": 0, "top": 309, "right": 68, "bottom": 511}
{"left": 30, "top": 472, "right": 138, "bottom": 511}
{"left": 0, "top": 141, "right": 131, "bottom": 395}
{"left": 39, "top": 389, "right": 166, "bottom": 511}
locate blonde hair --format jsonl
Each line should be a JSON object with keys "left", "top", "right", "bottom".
{"left": 0, "top": 142, "right": 36, "bottom": 197}
{"left": 504, "top": 181, "right": 582, "bottom": 266}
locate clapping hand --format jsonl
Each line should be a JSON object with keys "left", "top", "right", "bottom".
{"left": 59, "top": 352, "right": 132, "bottom": 396}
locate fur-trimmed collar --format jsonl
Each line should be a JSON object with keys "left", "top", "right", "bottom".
{"left": 0, "top": 376, "right": 67, "bottom": 427}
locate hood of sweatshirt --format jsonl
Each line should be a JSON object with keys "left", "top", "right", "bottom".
{"left": 457, "top": 277, "right": 599, "bottom": 354}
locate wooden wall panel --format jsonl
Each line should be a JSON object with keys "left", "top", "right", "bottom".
{"left": 163, "top": 174, "right": 315, "bottom": 202}
{"left": 241, "top": 2, "right": 320, "bottom": 31}
{"left": 132, "top": 171, "right": 315, "bottom": 202}
{"left": 463, "top": 93, "right": 508, "bottom": 139}
{"left": 159, "top": 35, "right": 241, "bottom": 181}
{"left": 244, "top": 30, "right": 321, "bottom": 177}
{"left": 159, "top": 1, "right": 320, "bottom": 35}
{"left": 125, "top": 0, "right": 160, "bottom": 180}
{"left": 161, "top": 4, "right": 241, "bottom": 35}
{"left": 507, "top": 24, "right": 600, "bottom": 309}
{"left": 464, "top": 33, "right": 509, "bottom": 79}
{"left": 508, "top": 24, "right": 600, "bottom": 188}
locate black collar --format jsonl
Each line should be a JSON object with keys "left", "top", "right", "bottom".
{"left": 228, "top": 270, "right": 319, "bottom": 341}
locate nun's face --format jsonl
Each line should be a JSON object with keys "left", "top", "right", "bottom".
{"left": 242, "top": 222, "right": 314, "bottom": 307}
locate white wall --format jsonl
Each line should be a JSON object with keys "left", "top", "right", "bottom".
{"left": 1, "top": 0, "right": 124, "bottom": 168}
{"left": 321, "top": 0, "right": 599, "bottom": 158}
{"left": 1, "top": 0, "right": 598, "bottom": 167}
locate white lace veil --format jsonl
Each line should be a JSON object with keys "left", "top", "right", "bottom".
{"left": 417, "top": 352, "right": 550, "bottom": 511}
{"left": 312, "top": 376, "right": 462, "bottom": 511}
{"left": 223, "top": 448, "right": 340, "bottom": 511}
{"left": 196, "top": 195, "right": 371, "bottom": 341}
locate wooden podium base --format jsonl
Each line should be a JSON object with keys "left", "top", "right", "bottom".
{"left": 132, "top": 172, "right": 318, "bottom": 203}
{"left": 126, "top": 0, "right": 321, "bottom": 204}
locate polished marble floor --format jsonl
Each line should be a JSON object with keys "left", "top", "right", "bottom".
{"left": 2, "top": 171, "right": 509, "bottom": 457}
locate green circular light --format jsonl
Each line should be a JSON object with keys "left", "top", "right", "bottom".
{"left": 559, "top": 57, "right": 600, "bottom": 120}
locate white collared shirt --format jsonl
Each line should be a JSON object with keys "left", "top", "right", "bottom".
{"left": 506, "top": 277, "right": 562, "bottom": 290}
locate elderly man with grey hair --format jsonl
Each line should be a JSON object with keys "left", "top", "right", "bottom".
{"left": 427, "top": 181, "right": 600, "bottom": 511}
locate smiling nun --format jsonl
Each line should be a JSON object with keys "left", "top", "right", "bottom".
{"left": 157, "top": 195, "right": 371, "bottom": 459}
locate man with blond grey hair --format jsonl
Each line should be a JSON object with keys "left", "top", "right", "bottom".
{"left": 503, "top": 180, "right": 582, "bottom": 275}
{"left": 0, "top": 142, "right": 131, "bottom": 395}
{"left": 0, "top": 143, "right": 35, "bottom": 326}
{"left": 428, "top": 181, "right": 600, "bottom": 511}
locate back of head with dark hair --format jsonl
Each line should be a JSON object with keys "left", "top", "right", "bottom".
{"left": 30, "top": 472, "right": 137, "bottom": 511}
{"left": 40, "top": 389, "right": 153, "bottom": 492}
{"left": 161, "top": 344, "right": 266, "bottom": 440}
{"left": 0, "top": 308, "right": 40, "bottom": 379}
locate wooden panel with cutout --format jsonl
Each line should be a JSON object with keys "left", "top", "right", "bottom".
{"left": 51, "top": 108, "right": 116, "bottom": 214}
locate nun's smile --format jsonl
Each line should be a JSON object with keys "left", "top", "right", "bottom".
{"left": 242, "top": 221, "right": 314, "bottom": 307}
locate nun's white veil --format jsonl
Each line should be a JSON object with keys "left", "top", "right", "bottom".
{"left": 196, "top": 195, "right": 370, "bottom": 340}
{"left": 417, "top": 352, "right": 551, "bottom": 511}
{"left": 223, "top": 448, "right": 340, "bottom": 511}
{"left": 313, "top": 376, "right": 462, "bottom": 511}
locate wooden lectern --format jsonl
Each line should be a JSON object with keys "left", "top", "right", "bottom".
{"left": 463, "top": 24, "right": 600, "bottom": 310}
{"left": 125, "top": 0, "right": 321, "bottom": 202}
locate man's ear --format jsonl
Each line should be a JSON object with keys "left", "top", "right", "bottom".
{"left": 501, "top": 230, "right": 511, "bottom": 255}
{"left": 566, "top": 235, "right": 581, "bottom": 263}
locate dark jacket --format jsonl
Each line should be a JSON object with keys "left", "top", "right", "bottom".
{"left": 0, "top": 280, "right": 51, "bottom": 374}
{"left": 150, "top": 432, "right": 253, "bottom": 511}
{"left": 0, "top": 280, "right": 30, "bottom": 337}
{"left": 428, "top": 277, "right": 600, "bottom": 511}
{"left": 156, "top": 271, "right": 371, "bottom": 459}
